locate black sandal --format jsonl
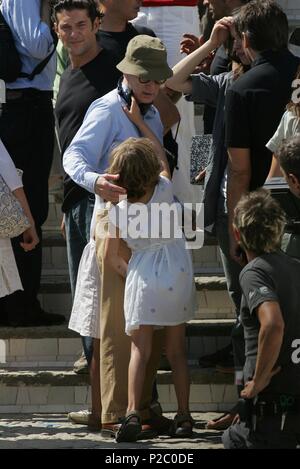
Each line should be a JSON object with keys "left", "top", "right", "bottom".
{"left": 169, "top": 412, "right": 194, "bottom": 438}
{"left": 115, "top": 411, "right": 142, "bottom": 443}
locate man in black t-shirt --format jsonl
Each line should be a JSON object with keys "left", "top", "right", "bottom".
{"left": 226, "top": 1, "right": 299, "bottom": 264}
{"left": 223, "top": 189, "right": 300, "bottom": 449}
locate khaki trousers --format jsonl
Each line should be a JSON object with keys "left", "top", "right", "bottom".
{"left": 95, "top": 209, "right": 164, "bottom": 423}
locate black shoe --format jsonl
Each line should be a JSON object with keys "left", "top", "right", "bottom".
{"left": 27, "top": 310, "right": 65, "bottom": 326}
{"left": 9, "top": 310, "right": 65, "bottom": 327}
{"left": 198, "top": 344, "right": 232, "bottom": 368}
{"left": 215, "top": 353, "right": 235, "bottom": 373}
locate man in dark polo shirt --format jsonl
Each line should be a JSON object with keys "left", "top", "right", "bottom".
{"left": 223, "top": 190, "right": 300, "bottom": 449}
{"left": 226, "top": 0, "right": 300, "bottom": 265}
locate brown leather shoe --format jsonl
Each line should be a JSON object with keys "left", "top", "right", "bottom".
{"left": 101, "top": 422, "right": 121, "bottom": 438}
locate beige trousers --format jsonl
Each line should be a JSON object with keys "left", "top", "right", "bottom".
{"left": 95, "top": 209, "right": 164, "bottom": 423}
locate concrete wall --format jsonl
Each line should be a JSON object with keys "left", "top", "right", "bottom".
{"left": 278, "top": 0, "right": 300, "bottom": 27}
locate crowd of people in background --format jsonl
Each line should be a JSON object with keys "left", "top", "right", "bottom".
{"left": 0, "top": 0, "right": 300, "bottom": 449}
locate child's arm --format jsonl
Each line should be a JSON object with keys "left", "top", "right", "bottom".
{"left": 123, "top": 96, "right": 171, "bottom": 180}
{"left": 104, "top": 227, "right": 128, "bottom": 278}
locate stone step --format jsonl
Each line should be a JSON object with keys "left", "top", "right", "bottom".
{"left": 36, "top": 272, "right": 234, "bottom": 321}
{"left": 42, "top": 230, "right": 224, "bottom": 272}
{"left": 0, "top": 367, "right": 237, "bottom": 413}
{"left": 0, "top": 320, "right": 234, "bottom": 368}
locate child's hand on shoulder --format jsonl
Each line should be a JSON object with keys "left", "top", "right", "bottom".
{"left": 123, "top": 96, "right": 144, "bottom": 128}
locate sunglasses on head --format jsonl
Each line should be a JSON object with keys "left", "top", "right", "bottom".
{"left": 138, "top": 77, "right": 167, "bottom": 85}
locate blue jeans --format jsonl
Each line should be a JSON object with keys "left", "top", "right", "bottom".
{"left": 65, "top": 195, "right": 95, "bottom": 364}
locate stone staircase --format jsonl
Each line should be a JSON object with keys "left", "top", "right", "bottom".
{"left": 0, "top": 193, "right": 237, "bottom": 413}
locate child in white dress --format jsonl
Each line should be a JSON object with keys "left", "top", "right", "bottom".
{"left": 104, "top": 98, "right": 195, "bottom": 442}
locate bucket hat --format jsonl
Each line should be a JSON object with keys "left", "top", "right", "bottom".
{"left": 117, "top": 35, "right": 173, "bottom": 81}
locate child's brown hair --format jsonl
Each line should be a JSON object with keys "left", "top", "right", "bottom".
{"left": 108, "top": 138, "right": 161, "bottom": 200}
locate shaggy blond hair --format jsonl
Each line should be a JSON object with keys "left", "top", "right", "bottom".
{"left": 233, "top": 189, "right": 286, "bottom": 255}
{"left": 108, "top": 138, "right": 161, "bottom": 200}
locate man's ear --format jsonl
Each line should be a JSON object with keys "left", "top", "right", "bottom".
{"left": 289, "top": 173, "right": 300, "bottom": 190}
{"left": 54, "top": 22, "right": 59, "bottom": 35}
{"left": 242, "top": 31, "right": 251, "bottom": 50}
{"left": 92, "top": 17, "right": 100, "bottom": 32}
{"left": 233, "top": 225, "right": 241, "bottom": 244}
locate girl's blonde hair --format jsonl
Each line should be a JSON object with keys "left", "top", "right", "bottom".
{"left": 233, "top": 189, "right": 286, "bottom": 255}
{"left": 108, "top": 138, "right": 161, "bottom": 199}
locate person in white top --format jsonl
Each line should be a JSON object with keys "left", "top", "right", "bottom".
{"left": 0, "top": 139, "right": 39, "bottom": 322}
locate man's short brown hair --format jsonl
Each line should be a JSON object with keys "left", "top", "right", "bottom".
{"left": 233, "top": 189, "right": 286, "bottom": 255}
{"left": 235, "top": 0, "right": 288, "bottom": 52}
{"left": 277, "top": 136, "right": 300, "bottom": 184}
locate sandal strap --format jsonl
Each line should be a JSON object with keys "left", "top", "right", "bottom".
{"left": 124, "top": 411, "right": 141, "bottom": 424}
{"left": 174, "top": 412, "right": 194, "bottom": 426}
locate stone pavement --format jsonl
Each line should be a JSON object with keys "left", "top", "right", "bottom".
{"left": 0, "top": 412, "right": 224, "bottom": 449}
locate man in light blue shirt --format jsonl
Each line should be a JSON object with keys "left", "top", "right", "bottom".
{"left": 63, "top": 34, "right": 173, "bottom": 438}
{"left": 0, "top": 0, "right": 64, "bottom": 327}
{"left": 63, "top": 35, "right": 170, "bottom": 217}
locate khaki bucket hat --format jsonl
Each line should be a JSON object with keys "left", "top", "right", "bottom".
{"left": 117, "top": 35, "right": 173, "bottom": 81}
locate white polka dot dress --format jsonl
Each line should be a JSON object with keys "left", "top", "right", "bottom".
{"left": 115, "top": 176, "right": 196, "bottom": 336}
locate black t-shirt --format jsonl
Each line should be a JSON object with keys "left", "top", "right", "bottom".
{"left": 240, "top": 251, "right": 300, "bottom": 395}
{"left": 55, "top": 23, "right": 155, "bottom": 213}
{"left": 225, "top": 49, "right": 300, "bottom": 191}
{"left": 98, "top": 23, "right": 155, "bottom": 62}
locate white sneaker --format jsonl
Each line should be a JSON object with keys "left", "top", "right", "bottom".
{"left": 68, "top": 409, "right": 91, "bottom": 425}
{"left": 73, "top": 353, "right": 89, "bottom": 374}
{"left": 68, "top": 410, "right": 101, "bottom": 429}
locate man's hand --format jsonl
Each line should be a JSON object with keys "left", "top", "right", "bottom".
{"left": 180, "top": 33, "right": 202, "bottom": 55}
{"left": 95, "top": 174, "right": 126, "bottom": 202}
{"left": 241, "top": 367, "right": 281, "bottom": 399}
{"left": 20, "top": 226, "right": 40, "bottom": 252}
{"left": 209, "top": 17, "right": 233, "bottom": 50}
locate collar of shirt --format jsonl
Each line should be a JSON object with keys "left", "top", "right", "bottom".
{"left": 251, "top": 48, "right": 297, "bottom": 68}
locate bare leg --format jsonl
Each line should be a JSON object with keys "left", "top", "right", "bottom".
{"left": 127, "top": 326, "right": 154, "bottom": 413}
{"left": 165, "top": 324, "right": 190, "bottom": 415}
{"left": 90, "top": 338, "right": 101, "bottom": 424}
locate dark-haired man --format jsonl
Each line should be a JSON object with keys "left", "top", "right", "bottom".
{"left": 277, "top": 136, "right": 300, "bottom": 259}
{"left": 226, "top": 0, "right": 299, "bottom": 265}
{"left": 224, "top": 0, "right": 299, "bottom": 415}
{"left": 278, "top": 136, "right": 300, "bottom": 200}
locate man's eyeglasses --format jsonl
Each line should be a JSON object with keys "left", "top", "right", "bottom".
{"left": 138, "top": 77, "right": 167, "bottom": 85}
